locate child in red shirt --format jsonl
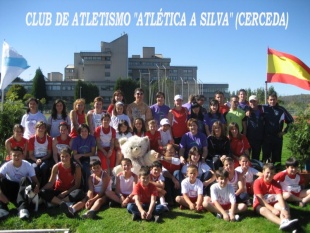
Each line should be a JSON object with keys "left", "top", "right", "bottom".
{"left": 145, "top": 120, "right": 162, "bottom": 153}
{"left": 253, "top": 163, "right": 298, "bottom": 230}
{"left": 273, "top": 157, "right": 310, "bottom": 207}
{"left": 94, "top": 113, "right": 116, "bottom": 172}
{"left": 127, "top": 167, "right": 165, "bottom": 222}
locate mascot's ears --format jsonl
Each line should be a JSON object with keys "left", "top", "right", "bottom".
{"left": 118, "top": 137, "right": 128, "bottom": 146}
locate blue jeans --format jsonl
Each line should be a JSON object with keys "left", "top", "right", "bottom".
{"left": 127, "top": 203, "right": 165, "bottom": 217}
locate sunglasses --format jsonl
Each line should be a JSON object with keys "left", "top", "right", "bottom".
{"left": 136, "top": 92, "right": 144, "bottom": 95}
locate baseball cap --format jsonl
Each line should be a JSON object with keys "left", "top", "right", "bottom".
{"left": 249, "top": 95, "right": 258, "bottom": 101}
{"left": 174, "top": 94, "right": 183, "bottom": 101}
{"left": 160, "top": 118, "right": 170, "bottom": 126}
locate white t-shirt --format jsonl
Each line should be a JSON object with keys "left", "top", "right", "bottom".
{"left": 47, "top": 115, "right": 71, "bottom": 138}
{"left": 0, "top": 160, "right": 36, "bottom": 183}
{"left": 21, "top": 111, "right": 47, "bottom": 139}
{"left": 181, "top": 177, "right": 203, "bottom": 198}
{"left": 110, "top": 114, "right": 132, "bottom": 132}
{"left": 210, "top": 182, "right": 236, "bottom": 205}
{"left": 158, "top": 128, "right": 172, "bottom": 146}
{"left": 235, "top": 166, "right": 259, "bottom": 183}
{"left": 181, "top": 162, "right": 211, "bottom": 179}
{"left": 119, "top": 172, "right": 135, "bottom": 195}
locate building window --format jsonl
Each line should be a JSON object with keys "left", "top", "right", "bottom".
{"left": 105, "top": 64, "right": 111, "bottom": 69}
{"left": 105, "top": 57, "right": 111, "bottom": 61}
{"left": 105, "top": 72, "right": 110, "bottom": 77}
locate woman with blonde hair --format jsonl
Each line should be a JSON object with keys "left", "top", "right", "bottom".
{"left": 69, "top": 98, "right": 86, "bottom": 138}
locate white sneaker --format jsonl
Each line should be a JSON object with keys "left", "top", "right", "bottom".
{"left": 19, "top": 209, "right": 30, "bottom": 219}
{"left": 0, "top": 209, "right": 9, "bottom": 219}
{"left": 235, "top": 215, "right": 240, "bottom": 221}
{"left": 279, "top": 219, "right": 299, "bottom": 230}
{"left": 216, "top": 213, "right": 222, "bottom": 219}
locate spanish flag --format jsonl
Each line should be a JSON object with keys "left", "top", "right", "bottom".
{"left": 267, "top": 48, "right": 310, "bottom": 91}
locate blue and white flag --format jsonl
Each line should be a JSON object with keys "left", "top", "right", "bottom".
{"left": 0, "top": 41, "right": 30, "bottom": 90}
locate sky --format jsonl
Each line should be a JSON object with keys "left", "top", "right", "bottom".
{"left": 0, "top": 0, "right": 310, "bottom": 96}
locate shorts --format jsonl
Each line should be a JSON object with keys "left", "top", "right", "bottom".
{"left": 212, "top": 202, "right": 231, "bottom": 210}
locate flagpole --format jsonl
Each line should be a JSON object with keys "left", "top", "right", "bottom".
{"left": 1, "top": 90, "right": 4, "bottom": 111}
{"left": 265, "top": 81, "right": 268, "bottom": 105}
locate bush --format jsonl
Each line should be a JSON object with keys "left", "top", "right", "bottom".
{"left": 0, "top": 100, "right": 25, "bottom": 159}
{"left": 287, "top": 111, "right": 310, "bottom": 170}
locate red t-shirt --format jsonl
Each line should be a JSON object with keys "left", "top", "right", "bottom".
{"left": 161, "top": 160, "right": 181, "bottom": 174}
{"left": 230, "top": 134, "right": 251, "bottom": 157}
{"left": 69, "top": 111, "right": 86, "bottom": 138}
{"left": 6, "top": 136, "right": 28, "bottom": 160}
{"left": 28, "top": 135, "right": 52, "bottom": 151}
{"left": 131, "top": 182, "right": 158, "bottom": 204}
{"left": 219, "top": 105, "right": 230, "bottom": 115}
{"left": 54, "top": 162, "right": 75, "bottom": 191}
{"left": 145, "top": 131, "right": 161, "bottom": 152}
{"left": 253, "top": 177, "right": 282, "bottom": 209}
{"left": 171, "top": 107, "right": 188, "bottom": 138}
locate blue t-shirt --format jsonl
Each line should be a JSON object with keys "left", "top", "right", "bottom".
{"left": 150, "top": 104, "right": 170, "bottom": 127}
{"left": 72, "top": 135, "right": 96, "bottom": 162}
{"left": 180, "top": 132, "right": 208, "bottom": 159}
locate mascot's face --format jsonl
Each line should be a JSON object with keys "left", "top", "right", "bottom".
{"left": 121, "top": 136, "right": 149, "bottom": 159}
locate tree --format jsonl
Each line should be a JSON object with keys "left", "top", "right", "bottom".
{"left": 13, "top": 77, "right": 25, "bottom": 82}
{"left": 31, "top": 68, "right": 48, "bottom": 102}
{"left": 6, "top": 84, "right": 27, "bottom": 101}
{"left": 114, "top": 78, "right": 139, "bottom": 104}
{"left": 74, "top": 80, "right": 99, "bottom": 104}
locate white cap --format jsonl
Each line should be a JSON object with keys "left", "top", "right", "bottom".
{"left": 174, "top": 94, "right": 183, "bottom": 101}
{"left": 249, "top": 95, "right": 258, "bottom": 101}
{"left": 160, "top": 118, "right": 170, "bottom": 126}
{"left": 115, "top": 101, "right": 124, "bottom": 106}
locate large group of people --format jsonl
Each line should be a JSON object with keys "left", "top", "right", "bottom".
{"left": 0, "top": 88, "right": 308, "bottom": 231}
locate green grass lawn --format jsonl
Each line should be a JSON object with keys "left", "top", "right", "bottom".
{"left": 1, "top": 136, "right": 309, "bottom": 232}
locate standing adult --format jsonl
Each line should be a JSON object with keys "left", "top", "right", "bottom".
{"left": 150, "top": 91, "right": 170, "bottom": 127}
{"left": 107, "top": 90, "right": 126, "bottom": 115}
{"left": 168, "top": 95, "right": 188, "bottom": 145}
{"left": 0, "top": 147, "right": 40, "bottom": 219}
{"left": 126, "top": 88, "right": 152, "bottom": 128}
{"left": 238, "top": 89, "right": 250, "bottom": 112}
{"left": 87, "top": 97, "right": 106, "bottom": 136}
{"left": 47, "top": 99, "right": 71, "bottom": 138}
{"left": 214, "top": 91, "right": 229, "bottom": 115}
{"left": 21, "top": 98, "right": 47, "bottom": 140}
{"left": 246, "top": 95, "right": 264, "bottom": 161}
{"left": 204, "top": 99, "right": 226, "bottom": 136}
{"left": 225, "top": 95, "right": 247, "bottom": 135}
{"left": 69, "top": 98, "right": 86, "bottom": 139}
{"left": 262, "top": 92, "right": 294, "bottom": 163}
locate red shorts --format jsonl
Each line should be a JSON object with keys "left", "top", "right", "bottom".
{"left": 189, "top": 197, "right": 198, "bottom": 203}
{"left": 98, "top": 147, "right": 116, "bottom": 170}
{"left": 212, "top": 202, "right": 231, "bottom": 210}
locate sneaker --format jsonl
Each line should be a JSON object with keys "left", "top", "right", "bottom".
{"left": 82, "top": 210, "right": 96, "bottom": 219}
{"left": 65, "top": 202, "right": 73, "bottom": 207}
{"left": 68, "top": 206, "right": 75, "bottom": 218}
{"left": 216, "top": 213, "right": 222, "bottom": 219}
{"left": 132, "top": 213, "right": 139, "bottom": 221}
{"left": 60, "top": 202, "right": 71, "bottom": 218}
{"left": 163, "top": 205, "right": 169, "bottom": 212}
{"left": 0, "top": 209, "right": 9, "bottom": 219}
{"left": 154, "top": 215, "right": 160, "bottom": 223}
{"left": 279, "top": 219, "right": 299, "bottom": 230}
{"left": 235, "top": 215, "right": 240, "bottom": 221}
{"left": 19, "top": 209, "right": 29, "bottom": 219}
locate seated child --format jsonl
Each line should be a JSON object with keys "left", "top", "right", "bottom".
{"left": 40, "top": 148, "right": 85, "bottom": 217}
{"left": 253, "top": 163, "right": 298, "bottom": 230}
{"left": 181, "top": 147, "right": 216, "bottom": 186}
{"left": 158, "top": 118, "right": 174, "bottom": 148}
{"left": 223, "top": 157, "right": 249, "bottom": 204}
{"left": 175, "top": 165, "right": 206, "bottom": 211}
{"left": 159, "top": 144, "right": 181, "bottom": 205}
{"left": 235, "top": 155, "right": 262, "bottom": 196}
{"left": 149, "top": 161, "right": 169, "bottom": 211}
{"left": 127, "top": 166, "right": 166, "bottom": 222}
{"left": 145, "top": 120, "right": 162, "bottom": 153}
{"left": 115, "top": 120, "right": 133, "bottom": 166}
{"left": 203, "top": 168, "right": 247, "bottom": 221}
{"left": 106, "top": 158, "right": 138, "bottom": 207}
{"left": 68, "top": 159, "right": 110, "bottom": 219}
{"left": 274, "top": 157, "right": 310, "bottom": 207}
